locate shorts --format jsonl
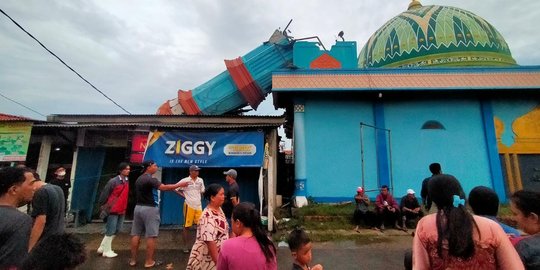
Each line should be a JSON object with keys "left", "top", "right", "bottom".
{"left": 183, "top": 202, "right": 202, "bottom": 228}
{"left": 131, "top": 205, "right": 160, "bottom": 237}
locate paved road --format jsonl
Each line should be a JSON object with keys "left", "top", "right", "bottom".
{"left": 74, "top": 228, "right": 412, "bottom": 270}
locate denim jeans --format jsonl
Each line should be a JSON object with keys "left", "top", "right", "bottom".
{"left": 105, "top": 214, "right": 125, "bottom": 236}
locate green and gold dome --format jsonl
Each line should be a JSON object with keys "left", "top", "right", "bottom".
{"left": 358, "top": 1, "right": 517, "bottom": 68}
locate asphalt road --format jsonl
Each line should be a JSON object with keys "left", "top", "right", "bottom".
{"left": 74, "top": 229, "right": 412, "bottom": 270}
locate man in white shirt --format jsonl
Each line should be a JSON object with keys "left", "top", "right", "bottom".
{"left": 175, "top": 165, "right": 205, "bottom": 254}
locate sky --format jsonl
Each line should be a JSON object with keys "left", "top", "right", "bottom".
{"left": 1, "top": 0, "right": 539, "bottom": 120}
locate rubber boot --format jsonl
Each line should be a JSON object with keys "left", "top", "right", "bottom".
{"left": 102, "top": 236, "right": 118, "bottom": 258}
{"left": 97, "top": 236, "right": 106, "bottom": 254}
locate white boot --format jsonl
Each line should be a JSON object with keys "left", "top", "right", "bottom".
{"left": 102, "top": 236, "right": 118, "bottom": 258}
{"left": 97, "top": 236, "right": 106, "bottom": 254}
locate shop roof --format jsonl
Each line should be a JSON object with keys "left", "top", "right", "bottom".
{"left": 0, "top": 113, "right": 38, "bottom": 122}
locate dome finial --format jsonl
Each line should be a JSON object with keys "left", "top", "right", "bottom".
{"left": 408, "top": 0, "right": 422, "bottom": 10}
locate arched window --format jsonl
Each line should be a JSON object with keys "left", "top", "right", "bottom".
{"left": 421, "top": 120, "right": 445, "bottom": 130}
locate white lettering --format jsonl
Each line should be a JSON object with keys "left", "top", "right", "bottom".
{"left": 164, "top": 140, "right": 217, "bottom": 155}
{"left": 193, "top": 141, "right": 205, "bottom": 155}
{"left": 205, "top": 141, "right": 216, "bottom": 155}
{"left": 181, "top": 141, "right": 193, "bottom": 154}
{"left": 165, "top": 141, "right": 175, "bottom": 154}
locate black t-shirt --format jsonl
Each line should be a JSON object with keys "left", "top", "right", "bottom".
{"left": 31, "top": 184, "right": 65, "bottom": 241}
{"left": 48, "top": 177, "right": 71, "bottom": 200}
{"left": 400, "top": 196, "right": 420, "bottom": 211}
{"left": 0, "top": 206, "right": 32, "bottom": 269}
{"left": 135, "top": 173, "right": 161, "bottom": 206}
{"left": 223, "top": 182, "right": 240, "bottom": 219}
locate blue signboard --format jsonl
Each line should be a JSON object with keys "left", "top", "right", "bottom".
{"left": 144, "top": 131, "right": 264, "bottom": 168}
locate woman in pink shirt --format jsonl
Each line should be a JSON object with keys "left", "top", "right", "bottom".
{"left": 218, "top": 202, "right": 277, "bottom": 270}
{"left": 412, "top": 174, "right": 524, "bottom": 270}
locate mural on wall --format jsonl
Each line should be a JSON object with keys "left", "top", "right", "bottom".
{"left": 494, "top": 105, "right": 540, "bottom": 192}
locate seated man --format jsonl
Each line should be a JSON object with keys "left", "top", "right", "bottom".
{"left": 353, "top": 187, "right": 379, "bottom": 231}
{"left": 375, "top": 185, "right": 401, "bottom": 231}
{"left": 400, "top": 189, "right": 423, "bottom": 231}
{"left": 468, "top": 186, "right": 521, "bottom": 237}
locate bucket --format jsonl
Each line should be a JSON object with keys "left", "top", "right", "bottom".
{"left": 261, "top": 216, "right": 268, "bottom": 226}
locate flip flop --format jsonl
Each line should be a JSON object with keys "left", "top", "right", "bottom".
{"left": 128, "top": 260, "right": 137, "bottom": 267}
{"left": 144, "top": 260, "right": 163, "bottom": 268}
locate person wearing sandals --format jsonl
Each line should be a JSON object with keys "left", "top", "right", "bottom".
{"left": 187, "top": 184, "right": 229, "bottom": 270}
{"left": 412, "top": 174, "right": 524, "bottom": 269}
{"left": 218, "top": 202, "right": 277, "bottom": 269}
{"left": 175, "top": 165, "right": 205, "bottom": 254}
{"left": 96, "top": 162, "right": 130, "bottom": 258}
{"left": 129, "top": 160, "right": 189, "bottom": 268}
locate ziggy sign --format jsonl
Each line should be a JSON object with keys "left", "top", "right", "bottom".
{"left": 144, "top": 131, "right": 264, "bottom": 168}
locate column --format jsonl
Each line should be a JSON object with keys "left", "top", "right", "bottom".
{"left": 293, "top": 102, "right": 308, "bottom": 207}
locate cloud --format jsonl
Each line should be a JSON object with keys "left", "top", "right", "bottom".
{"left": 0, "top": 0, "right": 538, "bottom": 119}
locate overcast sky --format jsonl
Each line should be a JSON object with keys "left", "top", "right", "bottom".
{"left": 1, "top": 0, "right": 539, "bottom": 120}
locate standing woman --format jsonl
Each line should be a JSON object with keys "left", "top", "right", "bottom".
{"left": 97, "top": 162, "right": 130, "bottom": 258}
{"left": 511, "top": 190, "right": 540, "bottom": 269}
{"left": 413, "top": 174, "right": 524, "bottom": 269}
{"left": 218, "top": 202, "right": 277, "bottom": 270}
{"left": 187, "top": 184, "right": 229, "bottom": 270}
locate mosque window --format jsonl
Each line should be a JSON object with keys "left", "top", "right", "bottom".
{"left": 421, "top": 120, "right": 445, "bottom": 130}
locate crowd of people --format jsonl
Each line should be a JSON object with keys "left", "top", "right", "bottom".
{"left": 1, "top": 160, "right": 539, "bottom": 269}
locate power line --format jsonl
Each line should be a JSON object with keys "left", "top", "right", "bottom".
{"left": 0, "top": 91, "right": 46, "bottom": 117}
{"left": 0, "top": 8, "right": 132, "bottom": 114}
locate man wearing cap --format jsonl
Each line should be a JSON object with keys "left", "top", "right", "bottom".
{"left": 175, "top": 165, "right": 205, "bottom": 254}
{"left": 400, "top": 188, "right": 423, "bottom": 232}
{"left": 222, "top": 169, "right": 240, "bottom": 232}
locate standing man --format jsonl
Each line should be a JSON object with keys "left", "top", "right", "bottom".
{"left": 222, "top": 169, "right": 240, "bottom": 231}
{"left": 129, "top": 160, "right": 188, "bottom": 268}
{"left": 0, "top": 167, "right": 36, "bottom": 269}
{"left": 97, "top": 162, "right": 130, "bottom": 258}
{"left": 28, "top": 171, "right": 65, "bottom": 251}
{"left": 375, "top": 185, "right": 401, "bottom": 231}
{"left": 48, "top": 166, "right": 70, "bottom": 213}
{"left": 420, "top": 163, "right": 441, "bottom": 211}
{"left": 175, "top": 165, "right": 205, "bottom": 254}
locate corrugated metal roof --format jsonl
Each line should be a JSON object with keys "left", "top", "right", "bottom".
{"left": 272, "top": 66, "right": 540, "bottom": 92}
{"left": 0, "top": 113, "right": 36, "bottom": 122}
{"left": 33, "top": 122, "right": 282, "bottom": 129}
{"left": 34, "top": 114, "right": 285, "bottom": 129}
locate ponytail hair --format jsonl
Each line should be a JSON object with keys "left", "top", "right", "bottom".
{"left": 428, "top": 174, "right": 478, "bottom": 259}
{"left": 232, "top": 202, "right": 276, "bottom": 262}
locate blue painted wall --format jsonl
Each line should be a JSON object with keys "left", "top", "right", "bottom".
{"left": 302, "top": 98, "right": 495, "bottom": 201}
{"left": 303, "top": 98, "right": 378, "bottom": 200}
{"left": 384, "top": 99, "right": 492, "bottom": 198}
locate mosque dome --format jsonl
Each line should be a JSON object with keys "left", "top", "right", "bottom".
{"left": 358, "top": 1, "right": 517, "bottom": 68}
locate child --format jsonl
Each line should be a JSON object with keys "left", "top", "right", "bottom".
{"left": 287, "top": 228, "right": 323, "bottom": 270}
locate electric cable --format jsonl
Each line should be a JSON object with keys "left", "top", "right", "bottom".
{"left": 0, "top": 8, "right": 131, "bottom": 114}
{"left": 0, "top": 91, "right": 46, "bottom": 117}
